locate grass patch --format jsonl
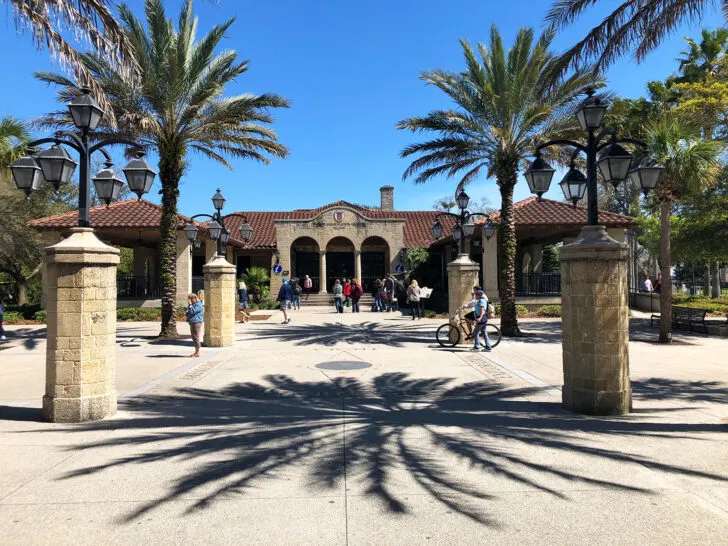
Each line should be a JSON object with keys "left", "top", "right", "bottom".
{"left": 672, "top": 295, "right": 728, "bottom": 316}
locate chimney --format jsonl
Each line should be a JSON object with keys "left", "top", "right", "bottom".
{"left": 380, "top": 185, "right": 394, "bottom": 210}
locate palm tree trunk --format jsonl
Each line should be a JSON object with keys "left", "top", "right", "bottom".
{"left": 659, "top": 199, "right": 672, "bottom": 344}
{"left": 158, "top": 157, "right": 183, "bottom": 338}
{"left": 496, "top": 165, "right": 521, "bottom": 337}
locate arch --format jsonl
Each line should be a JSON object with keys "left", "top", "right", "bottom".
{"left": 361, "top": 236, "right": 391, "bottom": 292}
{"left": 325, "top": 236, "right": 355, "bottom": 252}
{"left": 325, "top": 236, "right": 355, "bottom": 291}
{"left": 291, "top": 236, "right": 321, "bottom": 291}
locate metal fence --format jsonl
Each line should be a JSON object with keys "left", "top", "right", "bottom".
{"left": 192, "top": 276, "right": 204, "bottom": 294}
{"left": 515, "top": 272, "right": 561, "bottom": 297}
{"left": 117, "top": 276, "right": 160, "bottom": 299}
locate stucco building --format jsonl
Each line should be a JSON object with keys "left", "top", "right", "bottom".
{"left": 29, "top": 185, "right": 636, "bottom": 308}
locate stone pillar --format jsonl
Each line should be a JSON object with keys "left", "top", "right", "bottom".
{"left": 319, "top": 250, "right": 327, "bottom": 293}
{"left": 447, "top": 255, "right": 480, "bottom": 345}
{"left": 203, "top": 254, "right": 236, "bottom": 347}
{"left": 42, "top": 228, "right": 120, "bottom": 423}
{"left": 176, "top": 231, "right": 193, "bottom": 307}
{"left": 355, "top": 250, "right": 362, "bottom": 281}
{"left": 560, "top": 226, "right": 630, "bottom": 415}
{"left": 205, "top": 239, "right": 217, "bottom": 262}
{"left": 133, "top": 247, "right": 148, "bottom": 277}
{"left": 530, "top": 245, "right": 543, "bottom": 273}
{"left": 483, "top": 230, "right": 499, "bottom": 302}
{"left": 41, "top": 232, "right": 64, "bottom": 309}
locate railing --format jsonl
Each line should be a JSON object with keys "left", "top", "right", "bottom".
{"left": 515, "top": 272, "right": 561, "bottom": 296}
{"left": 117, "top": 276, "right": 160, "bottom": 299}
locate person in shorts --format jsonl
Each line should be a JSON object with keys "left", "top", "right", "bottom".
{"left": 276, "top": 277, "right": 293, "bottom": 324}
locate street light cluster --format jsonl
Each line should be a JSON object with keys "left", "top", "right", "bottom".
{"left": 183, "top": 188, "right": 254, "bottom": 257}
{"left": 9, "top": 87, "right": 156, "bottom": 215}
{"left": 523, "top": 89, "right": 664, "bottom": 222}
{"left": 430, "top": 189, "right": 496, "bottom": 253}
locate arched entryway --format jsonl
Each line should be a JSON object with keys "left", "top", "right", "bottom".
{"left": 325, "top": 237, "right": 355, "bottom": 292}
{"left": 291, "top": 236, "right": 320, "bottom": 292}
{"left": 361, "top": 236, "right": 390, "bottom": 294}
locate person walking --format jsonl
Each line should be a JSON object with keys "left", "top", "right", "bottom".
{"left": 277, "top": 277, "right": 294, "bottom": 324}
{"left": 0, "top": 294, "right": 8, "bottom": 341}
{"left": 290, "top": 277, "right": 302, "bottom": 310}
{"left": 185, "top": 293, "right": 204, "bottom": 357}
{"left": 350, "top": 278, "right": 363, "bottom": 313}
{"left": 471, "top": 290, "right": 492, "bottom": 352}
{"left": 343, "top": 279, "right": 352, "bottom": 307}
{"left": 303, "top": 275, "right": 313, "bottom": 300}
{"left": 384, "top": 275, "right": 394, "bottom": 312}
{"left": 373, "top": 278, "right": 385, "bottom": 312}
{"left": 333, "top": 279, "right": 344, "bottom": 313}
{"left": 407, "top": 279, "right": 422, "bottom": 320}
{"left": 238, "top": 280, "right": 250, "bottom": 323}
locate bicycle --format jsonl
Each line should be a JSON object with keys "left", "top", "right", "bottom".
{"left": 435, "top": 307, "right": 502, "bottom": 348}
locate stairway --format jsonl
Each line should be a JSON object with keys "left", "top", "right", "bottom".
{"left": 298, "top": 293, "right": 375, "bottom": 307}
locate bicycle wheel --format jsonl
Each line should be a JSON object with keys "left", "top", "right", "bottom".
{"left": 436, "top": 323, "right": 460, "bottom": 347}
{"left": 479, "top": 323, "right": 501, "bottom": 348}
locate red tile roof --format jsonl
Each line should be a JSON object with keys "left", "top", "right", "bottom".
{"left": 27, "top": 199, "right": 194, "bottom": 229}
{"left": 28, "top": 197, "right": 634, "bottom": 249}
{"left": 480, "top": 197, "right": 634, "bottom": 227}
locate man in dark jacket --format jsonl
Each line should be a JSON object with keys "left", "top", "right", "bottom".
{"left": 276, "top": 277, "right": 294, "bottom": 324}
{"left": 384, "top": 275, "right": 395, "bottom": 312}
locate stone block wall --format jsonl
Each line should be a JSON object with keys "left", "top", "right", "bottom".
{"left": 560, "top": 226, "right": 631, "bottom": 415}
{"left": 43, "top": 228, "right": 119, "bottom": 422}
{"left": 203, "top": 255, "right": 236, "bottom": 347}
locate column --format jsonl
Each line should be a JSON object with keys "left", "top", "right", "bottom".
{"left": 447, "top": 255, "right": 480, "bottom": 345}
{"left": 319, "top": 250, "right": 327, "bottom": 293}
{"left": 41, "top": 232, "right": 63, "bottom": 309}
{"left": 43, "top": 228, "right": 119, "bottom": 422}
{"left": 203, "top": 254, "right": 236, "bottom": 347}
{"left": 483, "top": 229, "right": 499, "bottom": 301}
{"left": 133, "top": 247, "right": 148, "bottom": 277}
{"left": 176, "top": 231, "right": 192, "bottom": 307}
{"left": 205, "top": 239, "right": 217, "bottom": 262}
{"left": 561, "top": 226, "right": 630, "bottom": 415}
{"left": 354, "top": 250, "right": 362, "bottom": 281}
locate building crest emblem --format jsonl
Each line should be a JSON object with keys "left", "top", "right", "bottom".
{"left": 333, "top": 210, "right": 345, "bottom": 223}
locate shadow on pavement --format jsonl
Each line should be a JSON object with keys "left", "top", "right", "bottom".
{"left": 250, "top": 321, "right": 434, "bottom": 347}
{"left": 45, "top": 373, "right": 728, "bottom": 526}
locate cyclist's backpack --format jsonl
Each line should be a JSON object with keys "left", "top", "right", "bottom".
{"left": 487, "top": 302, "right": 495, "bottom": 318}
{"left": 294, "top": 283, "right": 302, "bottom": 295}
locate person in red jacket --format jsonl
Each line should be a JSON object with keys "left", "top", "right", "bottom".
{"left": 343, "top": 279, "right": 352, "bottom": 307}
{"left": 350, "top": 278, "right": 363, "bottom": 313}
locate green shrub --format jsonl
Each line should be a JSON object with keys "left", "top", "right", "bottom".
{"left": 537, "top": 305, "right": 561, "bottom": 317}
{"left": 176, "top": 306, "right": 187, "bottom": 319}
{"left": 116, "top": 307, "right": 162, "bottom": 321}
{"left": 424, "top": 310, "right": 437, "bottom": 319}
{"left": 3, "top": 311, "right": 23, "bottom": 324}
{"left": 494, "top": 303, "right": 529, "bottom": 316}
{"left": 33, "top": 310, "right": 47, "bottom": 322}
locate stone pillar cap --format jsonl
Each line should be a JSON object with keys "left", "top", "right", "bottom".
{"left": 45, "top": 227, "right": 120, "bottom": 264}
{"left": 447, "top": 254, "right": 479, "bottom": 270}
{"left": 203, "top": 254, "right": 236, "bottom": 272}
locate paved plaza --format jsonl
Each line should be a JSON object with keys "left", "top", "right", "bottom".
{"left": 1, "top": 309, "right": 727, "bottom": 544}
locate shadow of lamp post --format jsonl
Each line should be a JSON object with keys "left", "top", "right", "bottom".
{"left": 182, "top": 189, "right": 253, "bottom": 347}
{"left": 523, "top": 88, "right": 663, "bottom": 415}
{"left": 9, "top": 87, "right": 155, "bottom": 422}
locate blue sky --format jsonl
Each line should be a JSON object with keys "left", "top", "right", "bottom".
{"left": 0, "top": 0, "right": 719, "bottom": 215}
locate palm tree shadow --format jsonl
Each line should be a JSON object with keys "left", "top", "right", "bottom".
{"left": 44, "top": 372, "right": 728, "bottom": 527}
{"left": 250, "top": 321, "right": 434, "bottom": 347}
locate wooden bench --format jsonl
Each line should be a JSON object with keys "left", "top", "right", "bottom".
{"left": 651, "top": 305, "right": 708, "bottom": 333}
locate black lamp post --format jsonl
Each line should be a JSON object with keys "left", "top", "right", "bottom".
{"left": 431, "top": 189, "right": 493, "bottom": 255}
{"left": 9, "top": 87, "right": 156, "bottom": 226}
{"left": 524, "top": 88, "right": 663, "bottom": 225}
{"left": 184, "top": 188, "right": 254, "bottom": 258}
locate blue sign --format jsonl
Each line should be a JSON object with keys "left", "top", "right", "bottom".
{"left": 395, "top": 264, "right": 405, "bottom": 274}
{"left": 272, "top": 263, "right": 283, "bottom": 275}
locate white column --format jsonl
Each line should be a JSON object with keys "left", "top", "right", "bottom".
{"left": 483, "top": 230, "right": 499, "bottom": 301}
{"left": 176, "top": 231, "right": 192, "bottom": 306}
{"left": 355, "top": 250, "right": 362, "bottom": 281}
{"left": 319, "top": 251, "right": 327, "bottom": 293}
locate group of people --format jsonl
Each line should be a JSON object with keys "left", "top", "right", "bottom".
{"left": 328, "top": 276, "right": 424, "bottom": 319}
{"left": 639, "top": 272, "right": 663, "bottom": 293}
{"left": 332, "top": 278, "right": 365, "bottom": 313}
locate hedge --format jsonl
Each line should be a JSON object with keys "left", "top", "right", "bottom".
{"left": 2, "top": 311, "right": 23, "bottom": 324}
{"left": 494, "top": 303, "right": 529, "bottom": 316}
{"left": 537, "top": 305, "right": 562, "bottom": 317}
{"left": 33, "top": 310, "right": 47, "bottom": 323}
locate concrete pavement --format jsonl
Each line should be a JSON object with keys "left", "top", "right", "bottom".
{"left": 1, "top": 308, "right": 727, "bottom": 544}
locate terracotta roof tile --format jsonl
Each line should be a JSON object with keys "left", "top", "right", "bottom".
{"left": 28, "top": 199, "right": 193, "bottom": 229}
{"left": 479, "top": 196, "right": 634, "bottom": 227}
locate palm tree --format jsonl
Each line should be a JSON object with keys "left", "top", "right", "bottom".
{"left": 644, "top": 116, "right": 722, "bottom": 343}
{"left": 0, "top": 116, "right": 29, "bottom": 169}
{"left": 677, "top": 28, "right": 728, "bottom": 82}
{"left": 547, "top": 0, "right": 728, "bottom": 74}
{"left": 241, "top": 266, "right": 270, "bottom": 304}
{"left": 36, "top": 0, "right": 289, "bottom": 337}
{"left": 397, "top": 26, "right": 599, "bottom": 336}
{"left": 4, "top": 0, "right": 135, "bottom": 108}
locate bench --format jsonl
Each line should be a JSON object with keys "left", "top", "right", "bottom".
{"left": 651, "top": 305, "right": 708, "bottom": 333}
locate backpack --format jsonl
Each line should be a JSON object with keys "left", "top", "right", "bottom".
{"left": 294, "top": 283, "right": 302, "bottom": 295}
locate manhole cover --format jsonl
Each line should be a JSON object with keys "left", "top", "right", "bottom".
{"left": 316, "top": 361, "right": 372, "bottom": 371}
